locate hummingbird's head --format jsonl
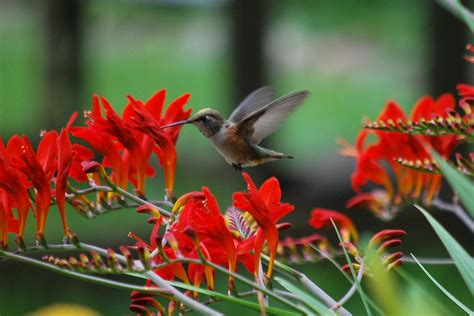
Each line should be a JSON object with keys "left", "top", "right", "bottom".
{"left": 189, "top": 108, "right": 225, "bottom": 137}
{"left": 160, "top": 108, "right": 225, "bottom": 138}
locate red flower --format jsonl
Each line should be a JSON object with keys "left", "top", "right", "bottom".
{"left": 233, "top": 173, "right": 294, "bottom": 278}
{"left": 72, "top": 90, "right": 191, "bottom": 197}
{"left": 71, "top": 97, "right": 126, "bottom": 187}
{"left": 95, "top": 96, "right": 149, "bottom": 196}
{"left": 0, "top": 138, "right": 31, "bottom": 238}
{"left": 343, "top": 95, "right": 461, "bottom": 216}
{"left": 124, "top": 90, "right": 191, "bottom": 196}
{"left": 457, "top": 83, "right": 474, "bottom": 111}
{"left": 309, "top": 208, "right": 358, "bottom": 242}
{"left": 172, "top": 187, "right": 237, "bottom": 285}
{"left": 55, "top": 129, "right": 74, "bottom": 233}
{"left": 0, "top": 190, "right": 19, "bottom": 247}
{"left": 10, "top": 133, "right": 58, "bottom": 235}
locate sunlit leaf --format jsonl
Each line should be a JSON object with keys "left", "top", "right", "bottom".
{"left": 415, "top": 205, "right": 474, "bottom": 293}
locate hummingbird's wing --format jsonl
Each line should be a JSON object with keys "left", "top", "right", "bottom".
{"left": 228, "top": 87, "right": 275, "bottom": 124}
{"left": 235, "top": 90, "right": 310, "bottom": 145}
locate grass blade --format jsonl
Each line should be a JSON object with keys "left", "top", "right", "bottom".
{"left": 415, "top": 205, "right": 474, "bottom": 293}
{"left": 410, "top": 254, "right": 473, "bottom": 314}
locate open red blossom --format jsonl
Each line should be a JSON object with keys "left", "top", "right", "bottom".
{"left": 71, "top": 97, "right": 126, "bottom": 188}
{"left": 342, "top": 94, "right": 461, "bottom": 216}
{"left": 124, "top": 90, "right": 191, "bottom": 196}
{"left": 309, "top": 209, "right": 358, "bottom": 242}
{"left": 72, "top": 90, "right": 191, "bottom": 197}
{"left": 233, "top": 173, "right": 294, "bottom": 278}
{"left": 95, "top": 96, "right": 149, "bottom": 196}
{"left": 0, "top": 127, "right": 81, "bottom": 237}
{"left": 9, "top": 133, "right": 58, "bottom": 235}
{"left": 0, "top": 190, "right": 19, "bottom": 247}
{"left": 0, "top": 139, "right": 31, "bottom": 238}
{"left": 172, "top": 187, "right": 237, "bottom": 284}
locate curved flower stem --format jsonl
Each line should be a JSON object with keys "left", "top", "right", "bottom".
{"left": 431, "top": 198, "right": 473, "bottom": 231}
{"left": 0, "top": 249, "right": 169, "bottom": 296}
{"left": 202, "top": 258, "right": 308, "bottom": 314}
{"left": 261, "top": 253, "right": 351, "bottom": 316}
{"left": 114, "top": 186, "right": 172, "bottom": 217}
{"left": 334, "top": 261, "right": 364, "bottom": 311}
{"left": 144, "top": 271, "right": 223, "bottom": 315}
{"left": 310, "top": 246, "right": 384, "bottom": 316}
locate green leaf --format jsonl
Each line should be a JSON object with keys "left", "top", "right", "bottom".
{"left": 274, "top": 276, "right": 335, "bottom": 315}
{"left": 169, "top": 281, "right": 299, "bottom": 316}
{"left": 415, "top": 205, "right": 474, "bottom": 293}
{"left": 410, "top": 254, "right": 473, "bottom": 314}
{"left": 431, "top": 150, "right": 474, "bottom": 216}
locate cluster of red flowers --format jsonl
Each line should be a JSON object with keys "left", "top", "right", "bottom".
{"left": 130, "top": 173, "right": 294, "bottom": 296}
{"left": 340, "top": 86, "right": 472, "bottom": 217}
{"left": 71, "top": 90, "right": 191, "bottom": 197}
{"left": 0, "top": 116, "right": 92, "bottom": 246}
{"left": 0, "top": 90, "right": 191, "bottom": 247}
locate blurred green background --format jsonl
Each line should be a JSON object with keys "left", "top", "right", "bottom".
{"left": 0, "top": 0, "right": 472, "bottom": 315}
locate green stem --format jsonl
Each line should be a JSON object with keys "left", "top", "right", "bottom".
{"left": 202, "top": 258, "right": 307, "bottom": 314}
{"left": 310, "top": 245, "right": 384, "bottom": 315}
{"left": 114, "top": 186, "right": 171, "bottom": 217}
{"left": 0, "top": 250, "right": 169, "bottom": 295}
{"left": 261, "top": 253, "right": 351, "bottom": 316}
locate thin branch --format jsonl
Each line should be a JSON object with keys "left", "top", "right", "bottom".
{"left": 310, "top": 245, "right": 385, "bottom": 316}
{"left": 437, "top": 0, "right": 474, "bottom": 32}
{"left": 431, "top": 197, "right": 473, "bottom": 232}
{"left": 114, "top": 186, "right": 172, "bottom": 217}
{"left": 334, "top": 261, "right": 364, "bottom": 311}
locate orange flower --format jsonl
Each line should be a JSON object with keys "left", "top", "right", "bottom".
{"left": 309, "top": 208, "right": 358, "bottom": 243}
{"left": 343, "top": 95, "right": 461, "bottom": 216}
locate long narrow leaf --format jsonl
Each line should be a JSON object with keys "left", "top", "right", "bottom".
{"left": 274, "top": 276, "right": 335, "bottom": 315}
{"left": 431, "top": 150, "right": 474, "bottom": 216}
{"left": 410, "top": 254, "right": 472, "bottom": 314}
{"left": 415, "top": 205, "right": 474, "bottom": 293}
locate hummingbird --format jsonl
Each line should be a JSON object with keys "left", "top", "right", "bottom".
{"left": 161, "top": 87, "right": 310, "bottom": 170}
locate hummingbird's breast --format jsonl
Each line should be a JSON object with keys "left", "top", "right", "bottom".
{"left": 209, "top": 125, "right": 260, "bottom": 166}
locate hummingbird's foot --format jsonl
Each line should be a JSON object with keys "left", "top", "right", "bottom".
{"left": 232, "top": 163, "right": 243, "bottom": 171}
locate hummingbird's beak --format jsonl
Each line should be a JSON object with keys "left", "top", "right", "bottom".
{"left": 160, "top": 119, "right": 195, "bottom": 129}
